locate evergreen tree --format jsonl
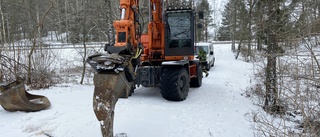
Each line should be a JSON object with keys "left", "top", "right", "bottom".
{"left": 257, "top": 0, "right": 299, "bottom": 113}
{"left": 195, "top": 0, "right": 213, "bottom": 42}
{"left": 218, "top": 0, "right": 247, "bottom": 51}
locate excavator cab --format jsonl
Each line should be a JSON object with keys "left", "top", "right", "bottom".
{"left": 165, "top": 9, "right": 195, "bottom": 57}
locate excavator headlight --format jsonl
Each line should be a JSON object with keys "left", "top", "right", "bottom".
{"left": 183, "top": 2, "right": 186, "bottom": 6}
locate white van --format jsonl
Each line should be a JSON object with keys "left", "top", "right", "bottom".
{"left": 195, "top": 42, "right": 215, "bottom": 70}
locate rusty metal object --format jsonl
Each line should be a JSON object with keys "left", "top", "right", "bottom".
{"left": 0, "top": 81, "right": 51, "bottom": 112}
{"left": 87, "top": 53, "right": 134, "bottom": 137}
{"left": 93, "top": 73, "right": 131, "bottom": 137}
{"left": 87, "top": 53, "right": 128, "bottom": 73}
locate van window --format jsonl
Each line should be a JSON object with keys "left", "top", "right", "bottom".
{"left": 195, "top": 46, "right": 208, "bottom": 55}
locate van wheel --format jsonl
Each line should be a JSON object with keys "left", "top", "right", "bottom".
{"left": 160, "top": 67, "right": 189, "bottom": 101}
{"left": 206, "top": 64, "right": 210, "bottom": 71}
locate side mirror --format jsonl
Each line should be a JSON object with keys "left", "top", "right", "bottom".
{"left": 197, "top": 23, "right": 203, "bottom": 29}
{"left": 210, "top": 51, "right": 214, "bottom": 55}
{"left": 104, "top": 43, "right": 111, "bottom": 51}
{"left": 198, "top": 11, "right": 204, "bottom": 19}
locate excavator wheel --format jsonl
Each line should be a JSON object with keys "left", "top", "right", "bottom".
{"left": 160, "top": 67, "right": 189, "bottom": 101}
{"left": 190, "top": 62, "right": 203, "bottom": 87}
{"left": 128, "top": 84, "right": 135, "bottom": 96}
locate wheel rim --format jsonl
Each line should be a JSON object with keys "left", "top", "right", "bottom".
{"left": 178, "top": 76, "right": 186, "bottom": 90}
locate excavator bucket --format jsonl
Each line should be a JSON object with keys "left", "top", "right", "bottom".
{"left": 87, "top": 53, "right": 133, "bottom": 137}
{"left": 93, "top": 72, "right": 131, "bottom": 137}
{"left": 0, "top": 81, "right": 51, "bottom": 112}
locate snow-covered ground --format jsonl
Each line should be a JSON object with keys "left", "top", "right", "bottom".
{"left": 0, "top": 44, "right": 257, "bottom": 137}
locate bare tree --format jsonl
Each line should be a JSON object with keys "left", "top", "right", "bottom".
{"left": 26, "top": 0, "right": 54, "bottom": 85}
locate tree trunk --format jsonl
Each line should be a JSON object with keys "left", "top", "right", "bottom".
{"left": 256, "top": 0, "right": 263, "bottom": 51}
{"left": 80, "top": 39, "right": 87, "bottom": 84}
{"left": 0, "top": 0, "right": 6, "bottom": 45}
{"left": 231, "top": 31, "right": 235, "bottom": 52}
{"left": 235, "top": 39, "right": 243, "bottom": 59}
{"left": 247, "top": 0, "right": 254, "bottom": 60}
{"left": 257, "top": 31, "right": 262, "bottom": 51}
{"left": 231, "top": 0, "right": 237, "bottom": 52}
{"left": 65, "top": 0, "right": 69, "bottom": 43}
{"left": 264, "top": 0, "right": 279, "bottom": 112}
{"left": 27, "top": 1, "right": 53, "bottom": 85}
{"left": 0, "top": 0, "right": 3, "bottom": 82}
{"left": 106, "top": 0, "right": 113, "bottom": 44}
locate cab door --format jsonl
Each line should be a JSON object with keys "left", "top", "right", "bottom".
{"left": 165, "top": 10, "right": 195, "bottom": 57}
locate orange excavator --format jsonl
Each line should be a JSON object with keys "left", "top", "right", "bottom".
{"left": 87, "top": 0, "right": 203, "bottom": 136}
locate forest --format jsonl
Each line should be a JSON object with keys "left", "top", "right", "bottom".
{"left": 0, "top": 0, "right": 320, "bottom": 136}
{"left": 219, "top": 0, "right": 320, "bottom": 136}
{"left": 0, "top": 0, "right": 212, "bottom": 86}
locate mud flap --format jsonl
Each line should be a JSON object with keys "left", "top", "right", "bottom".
{"left": 0, "top": 81, "right": 51, "bottom": 112}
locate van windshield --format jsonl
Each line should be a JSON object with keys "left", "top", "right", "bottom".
{"left": 195, "top": 46, "right": 208, "bottom": 55}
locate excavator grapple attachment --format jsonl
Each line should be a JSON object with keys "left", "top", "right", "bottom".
{"left": 93, "top": 72, "right": 131, "bottom": 137}
{"left": 0, "top": 81, "right": 51, "bottom": 112}
{"left": 87, "top": 53, "right": 133, "bottom": 137}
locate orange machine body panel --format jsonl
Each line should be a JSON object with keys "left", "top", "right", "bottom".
{"left": 113, "top": 0, "right": 139, "bottom": 51}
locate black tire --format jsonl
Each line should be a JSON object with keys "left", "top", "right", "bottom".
{"left": 190, "top": 63, "right": 202, "bottom": 87}
{"left": 211, "top": 58, "right": 215, "bottom": 67}
{"left": 129, "top": 84, "right": 135, "bottom": 96}
{"left": 160, "top": 67, "right": 189, "bottom": 101}
{"left": 206, "top": 63, "right": 211, "bottom": 71}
